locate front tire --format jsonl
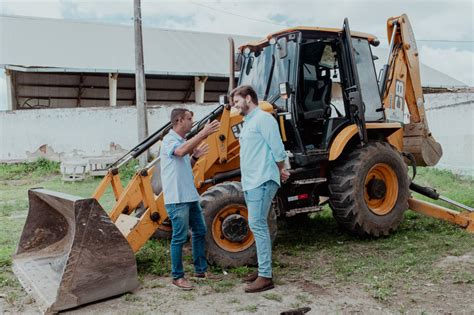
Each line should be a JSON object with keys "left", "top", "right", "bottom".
{"left": 201, "top": 181, "right": 277, "bottom": 267}
{"left": 328, "top": 141, "right": 409, "bottom": 237}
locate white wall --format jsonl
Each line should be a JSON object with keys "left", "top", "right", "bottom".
{"left": 0, "top": 70, "right": 6, "bottom": 111}
{"left": 0, "top": 104, "right": 215, "bottom": 162}
{"left": 424, "top": 92, "right": 474, "bottom": 177}
{"left": 1, "top": 93, "right": 473, "bottom": 177}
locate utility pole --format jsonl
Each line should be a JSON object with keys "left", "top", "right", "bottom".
{"left": 134, "top": 0, "right": 149, "bottom": 166}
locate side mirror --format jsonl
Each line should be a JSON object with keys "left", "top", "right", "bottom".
{"left": 279, "top": 82, "right": 291, "bottom": 100}
{"left": 234, "top": 53, "right": 243, "bottom": 71}
{"left": 370, "top": 38, "right": 380, "bottom": 47}
{"left": 277, "top": 37, "right": 287, "bottom": 59}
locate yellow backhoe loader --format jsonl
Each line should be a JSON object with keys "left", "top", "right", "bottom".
{"left": 12, "top": 14, "right": 473, "bottom": 313}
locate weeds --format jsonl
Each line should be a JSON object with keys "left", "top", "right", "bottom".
{"left": 123, "top": 293, "right": 141, "bottom": 302}
{"left": 262, "top": 292, "right": 282, "bottom": 302}
{"left": 237, "top": 304, "right": 258, "bottom": 313}
{"left": 209, "top": 279, "right": 237, "bottom": 293}
{"left": 136, "top": 240, "right": 171, "bottom": 276}
{"left": 0, "top": 158, "right": 60, "bottom": 180}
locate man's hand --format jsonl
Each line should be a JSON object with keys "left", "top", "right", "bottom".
{"left": 193, "top": 142, "right": 210, "bottom": 159}
{"left": 200, "top": 120, "right": 220, "bottom": 137}
{"left": 280, "top": 169, "right": 290, "bottom": 183}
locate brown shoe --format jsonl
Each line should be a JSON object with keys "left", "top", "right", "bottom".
{"left": 242, "top": 271, "right": 258, "bottom": 283}
{"left": 192, "top": 272, "right": 223, "bottom": 281}
{"left": 244, "top": 276, "right": 274, "bottom": 293}
{"left": 172, "top": 277, "right": 193, "bottom": 290}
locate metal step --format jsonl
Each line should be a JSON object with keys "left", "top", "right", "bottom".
{"left": 285, "top": 205, "right": 323, "bottom": 217}
{"left": 291, "top": 178, "right": 326, "bottom": 185}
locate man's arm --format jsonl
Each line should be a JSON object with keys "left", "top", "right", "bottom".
{"left": 259, "top": 115, "right": 287, "bottom": 163}
{"left": 174, "top": 120, "right": 220, "bottom": 157}
{"left": 259, "top": 114, "right": 290, "bottom": 182}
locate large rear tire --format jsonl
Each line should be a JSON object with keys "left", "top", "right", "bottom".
{"left": 328, "top": 141, "right": 409, "bottom": 237}
{"left": 201, "top": 181, "right": 277, "bottom": 267}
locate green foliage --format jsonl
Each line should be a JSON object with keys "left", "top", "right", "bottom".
{"left": 0, "top": 158, "right": 60, "bottom": 180}
{"left": 135, "top": 240, "right": 172, "bottom": 276}
{"left": 119, "top": 160, "right": 140, "bottom": 180}
{"left": 227, "top": 265, "right": 255, "bottom": 277}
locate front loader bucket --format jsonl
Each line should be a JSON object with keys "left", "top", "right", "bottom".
{"left": 12, "top": 189, "right": 139, "bottom": 313}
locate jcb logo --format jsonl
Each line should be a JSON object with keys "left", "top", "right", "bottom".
{"left": 231, "top": 122, "right": 244, "bottom": 139}
{"left": 395, "top": 80, "right": 404, "bottom": 110}
{"left": 385, "top": 80, "right": 405, "bottom": 123}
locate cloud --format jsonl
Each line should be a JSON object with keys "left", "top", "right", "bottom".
{"left": 419, "top": 46, "right": 474, "bottom": 86}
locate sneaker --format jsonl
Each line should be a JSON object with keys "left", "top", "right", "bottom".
{"left": 244, "top": 276, "right": 274, "bottom": 293}
{"left": 192, "top": 272, "right": 223, "bottom": 281}
{"left": 242, "top": 271, "right": 258, "bottom": 283}
{"left": 172, "top": 277, "right": 193, "bottom": 290}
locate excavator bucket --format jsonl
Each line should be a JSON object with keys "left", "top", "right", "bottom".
{"left": 12, "top": 189, "right": 139, "bottom": 313}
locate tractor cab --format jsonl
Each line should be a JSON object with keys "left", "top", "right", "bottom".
{"left": 237, "top": 22, "right": 383, "bottom": 167}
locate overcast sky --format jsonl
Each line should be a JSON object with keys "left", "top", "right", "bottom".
{"left": 0, "top": 0, "right": 473, "bottom": 90}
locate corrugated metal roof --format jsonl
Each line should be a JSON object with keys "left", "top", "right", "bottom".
{"left": 0, "top": 15, "right": 467, "bottom": 88}
{"left": 0, "top": 15, "right": 256, "bottom": 77}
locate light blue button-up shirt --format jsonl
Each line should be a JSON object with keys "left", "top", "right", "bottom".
{"left": 160, "top": 129, "right": 200, "bottom": 205}
{"left": 239, "top": 108, "right": 287, "bottom": 191}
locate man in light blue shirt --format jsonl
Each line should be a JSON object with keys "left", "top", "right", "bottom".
{"left": 231, "top": 85, "right": 290, "bottom": 293}
{"left": 160, "top": 108, "right": 220, "bottom": 290}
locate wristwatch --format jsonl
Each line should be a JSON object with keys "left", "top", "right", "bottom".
{"left": 191, "top": 155, "right": 199, "bottom": 161}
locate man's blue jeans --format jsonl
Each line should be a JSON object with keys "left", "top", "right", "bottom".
{"left": 165, "top": 201, "right": 207, "bottom": 280}
{"left": 244, "top": 180, "right": 279, "bottom": 278}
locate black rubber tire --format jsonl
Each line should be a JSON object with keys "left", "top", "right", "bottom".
{"left": 200, "top": 181, "right": 277, "bottom": 267}
{"left": 328, "top": 141, "right": 409, "bottom": 237}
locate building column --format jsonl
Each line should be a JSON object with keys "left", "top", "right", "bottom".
{"left": 109, "top": 72, "right": 119, "bottom": 107}
{"left": 5, "top": 69, "right": 16, "bottom": 110}
{"left": 194, "top": 76, "right": 208, "bottom": 104}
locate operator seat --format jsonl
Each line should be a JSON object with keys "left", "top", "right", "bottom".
{"left": 303, "top": 70, "right": 332, "bottom": 120}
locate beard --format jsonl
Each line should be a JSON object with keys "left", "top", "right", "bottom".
{"left": 239, "top": 103, "right": 250, "bottom": 116}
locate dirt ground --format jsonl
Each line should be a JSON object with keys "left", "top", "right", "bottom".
{"left": 1, "top": 250, "right": 472, "bottom": 314}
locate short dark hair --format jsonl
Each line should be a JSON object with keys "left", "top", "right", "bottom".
{"left": 230, "top": 85, "right": 258, "bottom": 105}
{"left": 170, "top": 108, "right": 193, "bottom": 126}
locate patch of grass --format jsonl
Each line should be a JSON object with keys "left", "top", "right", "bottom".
{"left": 179, "top": 292, "right": 195, "bottom": 301}
{"left": 227, "top": 297, "right": 240, "bottom": 304}
{"left": 262, "top": 292, "right": 282, "bottom": 302}
{"left": 0, "top": 272, "right": 19, "bottom": 288}
{"left": 228, "top": 265, "right": 254, "bottom": 277}
{"left": 4, "top": 291, "right": 21, "bottom": 305}
{"left": 123, "top": 293, "right": 141, "bottom": 302}
{"left": 412, "top": 167, "right": 474, "bottom": 208}
{"left": 0, "top": 158, "right": 60, "bottom": 180}
{"left": 0, "top": 200, "right": 28, "bottom": 217}
{"left": 296, "top": 294, "right": 312, "bottom": 304}
{"left": 143, "top": 279, "right": 166, "bottom": 289}
{"left": 136, "top": 240, "right": 171, "bottom": 276}
{"left": 209, "top": 279, "right": 237, "bottom": 293}
{"left": 452, "top": 271, "right": 474, "bottom": 285}
{"left": 369, "top": 275, "right": 394, "bottom": 301}
{"left": 237, "top": 304, "right": 258, "bottom": 313}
